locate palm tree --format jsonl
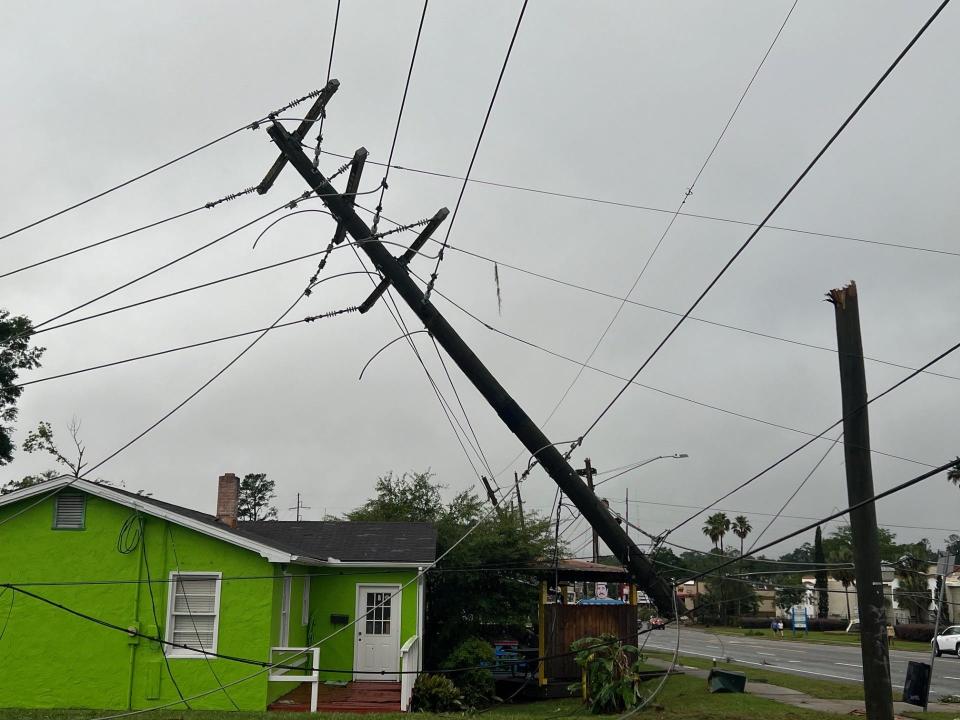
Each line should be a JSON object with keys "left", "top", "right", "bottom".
{"left": 829, "top": 548, "right": 856, "bottom": 620}
{"left": 731, "top": 516, "right": 752, "bottom": 560}
{"left": 702, "top": 512, "right": 730, "bottom": 552}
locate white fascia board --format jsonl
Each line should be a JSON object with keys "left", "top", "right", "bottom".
{"left": 0, "top": 478, "right": 293, "bottom": 563}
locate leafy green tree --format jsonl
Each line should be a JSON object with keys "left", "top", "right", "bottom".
{"left": 778, "top": 542, "right": 814, "bottom": 567}
{"left": 23, "top": 418, "right": 87, "bottom": 477}
{"left": 349, "top": 471, "right": 554, "bottom": 666}
{"left": 237, "top": 473, "right": 278, "bottom": 521}
{"left": 0, "top": 310, "right": 44, "bottom": 465}
{"left": 814, "top": 526, "right": 829, "bottom": 618}
{"left": 829, "top": 547, "right": 857, "bottom": 620}
{"left": 773, "top": 576, "right": 807, "bottom": 615}
{"left": 894, "top": 549, "right": 931, "bottom": 623}
{"left": 698, "top": 575, "right": 758, "bottom": 624}
{"left": 0, "top": 469, "right": 58, "bottom": 496}
{"left": 945, "top": 534, "right": 960, "bottom": 560}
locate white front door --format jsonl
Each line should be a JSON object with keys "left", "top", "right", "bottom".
{"left": 354, "top": 585, "right": 400, "bottom": 680}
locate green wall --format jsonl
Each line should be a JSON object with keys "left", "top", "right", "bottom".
{"left": 304, "top": 568, "right": 419, "bottom": 682}
{"left": 0, "top": 489, "right": 426, "bottom": 710}
{"left": 0, "top": 491, "right": 280, "bottom": 711}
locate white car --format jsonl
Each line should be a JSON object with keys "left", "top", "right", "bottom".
{"left": 932, "top": 626, "right": 960, "bottom": 656}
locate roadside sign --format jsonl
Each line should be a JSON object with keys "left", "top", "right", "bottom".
{"left": 595, "top": 582, "right": 608, "bottom": 599}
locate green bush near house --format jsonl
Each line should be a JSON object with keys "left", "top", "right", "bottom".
{"left": 410, "top": 673, "right": 464, "bottom": 712}
{"left": 440, "top": 637, "right": 497, "bottom": 708}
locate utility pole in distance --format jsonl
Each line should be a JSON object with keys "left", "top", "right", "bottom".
{"left": 264, "top": 121, "right": 677, "bottom": 615}
{"left": 577, "top": 458, "right": 599, "bottom": 562}
{"left": 828, "top": 281, "right": 894, "bottom": 720}
{"left": 288, "top": 493, "right": 311, "bottom": 522}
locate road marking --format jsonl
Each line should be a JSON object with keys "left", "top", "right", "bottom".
{"left": 835, "top": 662, "right": 862, "bottom": 668}
{"left": 757, "top": 652, "right": 777, "bottom": 656}
{"left": 944, "top": 676, "right": 960, "bottom": 680}
{"left": 787, "top": 660, "right": 802, "bottom": 663}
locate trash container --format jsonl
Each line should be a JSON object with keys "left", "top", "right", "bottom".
{"left": 707, "top": 669, "right": 747, "bottom": 693}
{"left": 902, "top": 661, "right": 931, "bottom": 707}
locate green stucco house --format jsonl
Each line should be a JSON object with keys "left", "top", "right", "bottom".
{"left": 0, "top": 473, "right": 435, "bottom": 712}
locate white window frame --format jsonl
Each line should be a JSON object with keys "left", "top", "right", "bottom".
{"left": 279, "top": 573, "right": 292, "bottom": 646}
{"left": 302, "top": 575, "right": 311, "bottom": 626}
{"left": 164, "top": 571, "right": 222, "bottom": 659}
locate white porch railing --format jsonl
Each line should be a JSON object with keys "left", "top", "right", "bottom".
{"left": 269, "top": 646, "right": 320, "bottom": 712}
{"left": 399, "top": 634, "right": 419, "bottom": 712}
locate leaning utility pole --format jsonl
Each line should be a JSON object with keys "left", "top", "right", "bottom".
{"left": 264, "top": 120, "right": 676, "bottom": 614}
{"left": 828, "top": 281, "right": 894, "bottom": 720}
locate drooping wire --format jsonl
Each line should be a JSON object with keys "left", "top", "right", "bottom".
{"left": 167, "top": 525, "right": 240, "bottom": 710}
{"left": 422, "top": 0, "right": 529, "bottom": 304}
{"left": 571, "top": 0, "right": 952, "bottom": 459}
{"left": 369, "top": 0, "right": 430, "bottom": 235}
{"left": 409, "top": 268, "right": 933, "bottom": 470}
{"left": 313, "top": 0, "right": 342, "bottom": 167}
{"left": 745, "top": 432, "right": 842, "bottom": 554}
{"left": 540, "top": 0, "right": 799, "bottom": 439}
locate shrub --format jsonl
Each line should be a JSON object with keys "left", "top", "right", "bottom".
{"left": 571, "top": 634, "right": 649, "bottom": 713}
{"left": 735, "top": 617, "right": 774, "bottom": 629}
{"left": 440, "top": 637, "right": 496, "bottom": 709}
{"left": 895, "top": 623, "right": 936, "bottom": 642}
{"left": 411, "top": 674, "right": 463, "bottom": 712}
{"left": 805, "top": 618, "right": 848, "bottom": 632}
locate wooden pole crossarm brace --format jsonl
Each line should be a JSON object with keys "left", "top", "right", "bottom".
{"left": 257, "top": 79, "right": 340, "bottom": 195}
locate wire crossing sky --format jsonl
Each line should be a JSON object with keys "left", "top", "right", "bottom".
{"left": 1, "top": 1, "right": 958, "bottom": 558}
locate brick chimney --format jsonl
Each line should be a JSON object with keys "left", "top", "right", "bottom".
{"left": 216, "top": 473, "right": 240, "bottom": 528}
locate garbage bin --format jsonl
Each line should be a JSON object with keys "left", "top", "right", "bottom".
{"left": 707, "top": 669, "right": 747, "bottom": 693}
{"left": 902, "top": 661, "right": 931, "bottom": 707}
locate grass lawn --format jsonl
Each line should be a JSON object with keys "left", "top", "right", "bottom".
{"left": 0, "top": 675, "right": 861, "bottom": 720}
{"left": 695, "top": 626, "right": 930, "bottom": 653}
{"left": 645, "top": 650, "right": 864, "bottom": 700}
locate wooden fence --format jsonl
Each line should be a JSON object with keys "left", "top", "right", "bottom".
{"left": 543, "top": 604, "right": 638, "bottom": 680}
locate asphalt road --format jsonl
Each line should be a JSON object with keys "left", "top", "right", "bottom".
{"left": 641, "top": 627, "right": 960, "bottom": 698}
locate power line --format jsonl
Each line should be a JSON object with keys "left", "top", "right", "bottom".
{"left": 604, "top": 496, "right": 956, "bottom": 535}
{"left": 573, "top": 0, "right": 952, "bottom": 455}
{"left": 0, "top": 127, "right": 255, "bottom": 243}
{"left": 15, "top": 272, "right": 372, "bottom": 388}
{"left": 317, "top": 155, "right": 960, "bottom": 260}
{"left": 0, "top": 83, "right": 336, "bottom": 244}
{"left": 413, "top": 273, "right": 934, "bottom": 470}
{"left": 436, "top": 242, "right": 960, "bottom": 383}
{"left": 423, "top": 0, "right": 529, "bottom": 303}
{"left": 311, "top": 0, "right": 341, "bottom": 164}
{"left": 678, "top": 456, "right": 959, "bottom": 587}
{"left": 28, "top": 192, "right": 312, "bottom": 334}
{"left": 538, "top": 0, "right": 798, "bottom": 441}
{"left": 664, "top": 335, "right": 960, "bottom": 538}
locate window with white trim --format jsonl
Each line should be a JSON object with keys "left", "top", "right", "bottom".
{"left": 165, "top": 573, "right": 221, "bottom": 657}
{"left": 302, "top": 575, "right": 311, "bottom": 626}
{"left": 53, "top": 494, "right": 85, "bottom": 529}
{"left": 279, "top": 574, "right": 292, "bottom": 646}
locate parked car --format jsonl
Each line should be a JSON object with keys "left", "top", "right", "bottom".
{"left": 649, "top": 617, "right": 667, "bottom": 630}
{"left": 932, "top": 625, "right": 960, "bottom": 656}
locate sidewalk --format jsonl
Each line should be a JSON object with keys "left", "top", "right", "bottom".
{"left": 646, "top": 658, "right": 960, "bottom": 716}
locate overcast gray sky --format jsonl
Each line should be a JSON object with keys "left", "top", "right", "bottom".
{"left": 2, "top": 1, "right": 957, "bottom": 560}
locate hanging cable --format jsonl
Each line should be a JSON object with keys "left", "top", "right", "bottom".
{"left": 422, "top": 0, "right": 529, "bottom": 304}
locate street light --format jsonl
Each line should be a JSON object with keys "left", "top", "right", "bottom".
{"left": 593, "top": 453, "right": 689, "bottom": 487}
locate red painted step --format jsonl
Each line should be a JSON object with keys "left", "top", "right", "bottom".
{"left": 269, "top": 681, "right": 402, "bottom": 713}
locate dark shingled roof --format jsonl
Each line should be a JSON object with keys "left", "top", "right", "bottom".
{"left": 103, "top": 485, "right": 436, "bottom": 564}
{"left": 239, "top": 520, "right": 438, "bottom": 564}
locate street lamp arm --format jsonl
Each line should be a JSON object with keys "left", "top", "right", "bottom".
{"left": 593, "top": 453, "right": 688, "bottom": 487}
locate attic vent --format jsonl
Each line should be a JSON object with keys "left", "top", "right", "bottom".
{"left": 54, "top": 494, "right": 85, "bottom": 529}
